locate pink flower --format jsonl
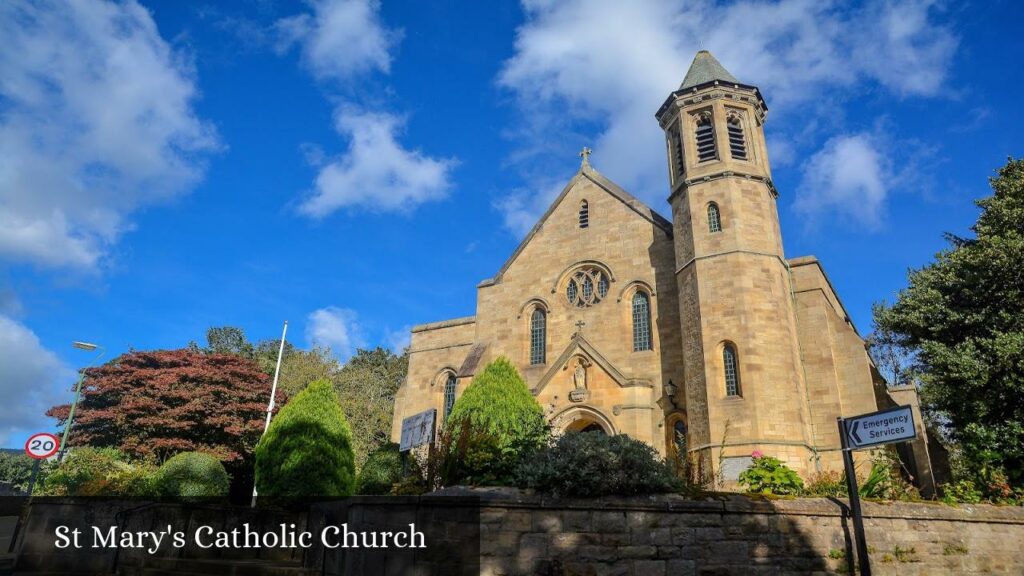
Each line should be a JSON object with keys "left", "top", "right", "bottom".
{"left": 751, "top": 450, "right": 764, "bottom": 459}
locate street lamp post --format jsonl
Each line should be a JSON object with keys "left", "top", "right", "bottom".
{"left": 58, "top": 341, "right": 105, "bottom": 462}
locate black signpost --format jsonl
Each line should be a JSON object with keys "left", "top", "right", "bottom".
{"left": 837, "top": 405, "right": 917, "bottom": 576}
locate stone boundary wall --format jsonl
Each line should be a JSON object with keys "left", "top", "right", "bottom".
{"left": 461, "top": 488, "right": 1024, "bottom": 575}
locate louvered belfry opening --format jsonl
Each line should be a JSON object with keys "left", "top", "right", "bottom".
{"left": 578, "top": 200, "right": 589, "bottom": 228}
{"left": 728, "top": 116, "right": 747, "bottom": 160}
{"left": 695, "top": 116, "right": 717, "bottom": 162}
{"left": 669, "top": 126, "right": 684, "bottom": 181}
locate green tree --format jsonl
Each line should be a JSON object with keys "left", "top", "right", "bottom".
{"left": 355, "top": 442, "right": 403, "bottom": 495}
{"left": 333, "top": 347, "right": 407, "bottom": 469}
{"left": 153, "top": 452, "right": 230, "bottom": 499}
{"left": 443, "top": 357, "right": 548, "bottom": 484}
{"left": 255, "top": 379, "right": 356, "bottom": 498}
{"left": 874, "top": 158, "right": 1024, "bottom": 485}
{"left": 0, "top": 452, "right": 36, "bottom": 493}
{"left": 205, "top": 326, "right": 256, "bottom": 358}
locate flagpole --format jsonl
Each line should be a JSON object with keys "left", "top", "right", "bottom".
{"left": 252, "top": 320, "right": 288, "bottom": 507}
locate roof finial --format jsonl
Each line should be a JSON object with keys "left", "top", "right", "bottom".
{"left": 579, "top": 146, "right": 592, "bottom": 168}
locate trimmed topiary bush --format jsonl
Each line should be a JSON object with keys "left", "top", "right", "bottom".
{"left": 356, "top": 443, "right": 403, "bottom": 495}
{"left": 153, "top": 452, "right": 229, "bottom": 498}
{"left": 516, "top": 432, "right": 682, "bottom": 496}
{"left": 443, "top": 357, "right": 548, "bottom": 485}
{"left": 255, "top": 378, "right": 356, "bottom": 497}
{"left": 738, "top": 452, "right": 804, "bottom": 495}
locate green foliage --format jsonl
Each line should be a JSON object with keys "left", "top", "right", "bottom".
{"left": 38, "top": 447, "right": 157, "bottom": 496}
{"left": 333, "top": 347, "right": 407, "bottom": 470}
{"left": 943, "top": 542, "right": 969, "bottom": 555}
{"left": 515, "top": 432, "right": 681, "bottom": 496}
{"left": 828, "top": 548, "right": 845, "bottom": 560}
{"left": 805, "top": 470, "right": 848, "bottom": 498}
{"left": 255, "top": 379, "right": 356, "bottom": 498}
{"left": 873, "top": 158, "right": 1024, "bottom": 485}
{"left": 0, "top": 452, "right": 36, "bottom": 492}
{"left": 442, "top": 358, "right": 548, "bottom": 484}
{"left": 153, "top": 452, "right": 230, "bottom": 499}
{"left": 356, "top": 443, "right": 403, "bottom": 495}
{"left": 941, "top": 480, "right": 983, "bottom": 504}
{"left": 202, "top": 327, "right": 407, "bottom": 471}
{"left": 737, "top": 453, "right": 804, "bottom": 496}
{"left": 858, "top": 450, "right": 919, "bottom": 501}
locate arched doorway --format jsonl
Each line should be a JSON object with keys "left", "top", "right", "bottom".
{"left": 551, "top": 406, "right": 615, "bottom": 435}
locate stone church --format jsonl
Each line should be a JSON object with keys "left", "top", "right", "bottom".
{"left": 391, "top": 51, "right": 921, "bottom": 484}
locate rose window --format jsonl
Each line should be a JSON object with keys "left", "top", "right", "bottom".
{"left": 565, "top": 268, "right": 610, "bottom": 307}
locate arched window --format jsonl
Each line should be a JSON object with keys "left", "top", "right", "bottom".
{"left": 443, "top": 373, "right": 457, "bottom": 421}
{"left": 578, "top": 200, "right": 589, "bottom": 228}
{"left": 723, "top": 344, "right": 741, "bottom": 396}
{"left": 708, "top": 203, "right": 722, "bottom": 233}
{"left": 673, "top": 420, "right": 688, "bottom": 460}
{"left": 530, "top": 308, "right": 546, "bottom": 365}
{"left": 695, "top": 114, "right": 717, "bottom": 162}
{"left": 727, "top": 115, "right": 747, "bottom": 160}
{"left": 632, "top": 292, "right": 652, "bottom": 352}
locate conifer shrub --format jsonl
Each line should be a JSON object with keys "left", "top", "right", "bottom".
{"left": 255, "top": 379, "right": 356, "bottom": 497}
{"left": 737, "top": 453, "right": 804, "bottom": 495}
{"left": 516, "top": 432, "right": 682, "bottom": 496}
{"left": 153, "top": 452, "right": 229, "bottom": 498}
{"left": 443, "top": 357, "right": 548, "bottom": 485}
{"left": 356, "top": 442, "right": 403, "bottom": 495}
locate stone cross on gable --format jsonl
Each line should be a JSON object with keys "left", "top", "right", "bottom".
{"left": 574, "top": 320, "right": 586, "bottom": 334}
{"left": 579, "top": 147, "right": 592, "bottom": 168}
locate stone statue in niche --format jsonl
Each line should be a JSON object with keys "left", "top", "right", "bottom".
{"left": 573, "top": 359, "right": 587, "bottom": 390}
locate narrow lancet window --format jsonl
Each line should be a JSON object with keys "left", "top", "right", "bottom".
{"left": 530, "top": 308, "right": 546, "bottom": 365}
{"left": 578, "top": 200, "right": 589, "bottom": 228}
{"left": 443, "top": 373, "right": 457, "bottom": 421}
{"left": 724, "top": 344, "right": 741, "bottom": 396}
{"left": 695, "top": 115, "right": 717, "bottom": 162}
{"left": 632, "top": 292, "right": 652, "bottom": 352}
{"left": 708, "top": 203, "right": 722, "bottom": 233}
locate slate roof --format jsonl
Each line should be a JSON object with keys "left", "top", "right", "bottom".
{"left": 679, "top": 50, "right": 739, "bottom": 90}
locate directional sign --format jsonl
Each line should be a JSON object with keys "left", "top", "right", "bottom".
{"left": 399, "top": 409, "right": 436, "bottom": 452}
{"left": 844, "top": 405, "right": 916, "bottom": 450}
{"left": 24, "top": 432, "right": 60, "bottom": 460}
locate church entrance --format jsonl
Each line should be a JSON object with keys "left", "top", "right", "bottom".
{"left": 561, "top": 414, "right": 611, "bottom": 434}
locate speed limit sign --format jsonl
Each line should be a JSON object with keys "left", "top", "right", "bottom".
{"left": 24, "top": 432, "right": 60, "bottom": 459}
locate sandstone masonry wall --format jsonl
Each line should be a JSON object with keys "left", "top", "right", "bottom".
{"left": 469, "top": 490, "right": 1024, "bottom": 575}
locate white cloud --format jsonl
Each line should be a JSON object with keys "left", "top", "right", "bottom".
{"left": 496, "top": 0, "right": 956, "bottom": 229}
{"left": 277, "top": 0, "right": 454, "bottom": 217}
{"left": 275, "top": 0, "right": 398, "bottom": 81}
{"left": 795, "top": 134, "right": 889, "bottom": 229}
{"left": 383, "top": 325, "right": 412, "bottom": 353}
{"left": 305, "top": 306, "right": 366, "bottom": 362}
{"left": 0, "top": 314, "right": 75, "bottom": 446}
{"left": 298, "top": 109, "right": 455, "bottom": 217}
{"left": 494, "top": 180, "right": 565, "bottom": 238}
{"left": 0, "top": 0, "right": 219, "bottom": 270}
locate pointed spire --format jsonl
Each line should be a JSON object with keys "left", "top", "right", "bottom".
{"left": 679, "top": 50, "right": 739, "bottom": 90}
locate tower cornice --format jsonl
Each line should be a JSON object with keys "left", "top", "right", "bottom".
{"left": 667, "top": 171, "right": 778, "bottom": 206}
{"left": 656, "top": 81, "right": 767, "bottom": 126}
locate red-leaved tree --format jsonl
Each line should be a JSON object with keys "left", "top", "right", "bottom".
{"left": 47, "top": 349, "right": 284, "bottom": 464}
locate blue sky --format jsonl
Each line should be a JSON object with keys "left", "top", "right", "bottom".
{"left": 1, "top": 0, "right": 1022, "bottom": 448}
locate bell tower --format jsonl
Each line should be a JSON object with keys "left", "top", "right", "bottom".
{"left": 656, "top": 51, "right": 814, "bottom": 483}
